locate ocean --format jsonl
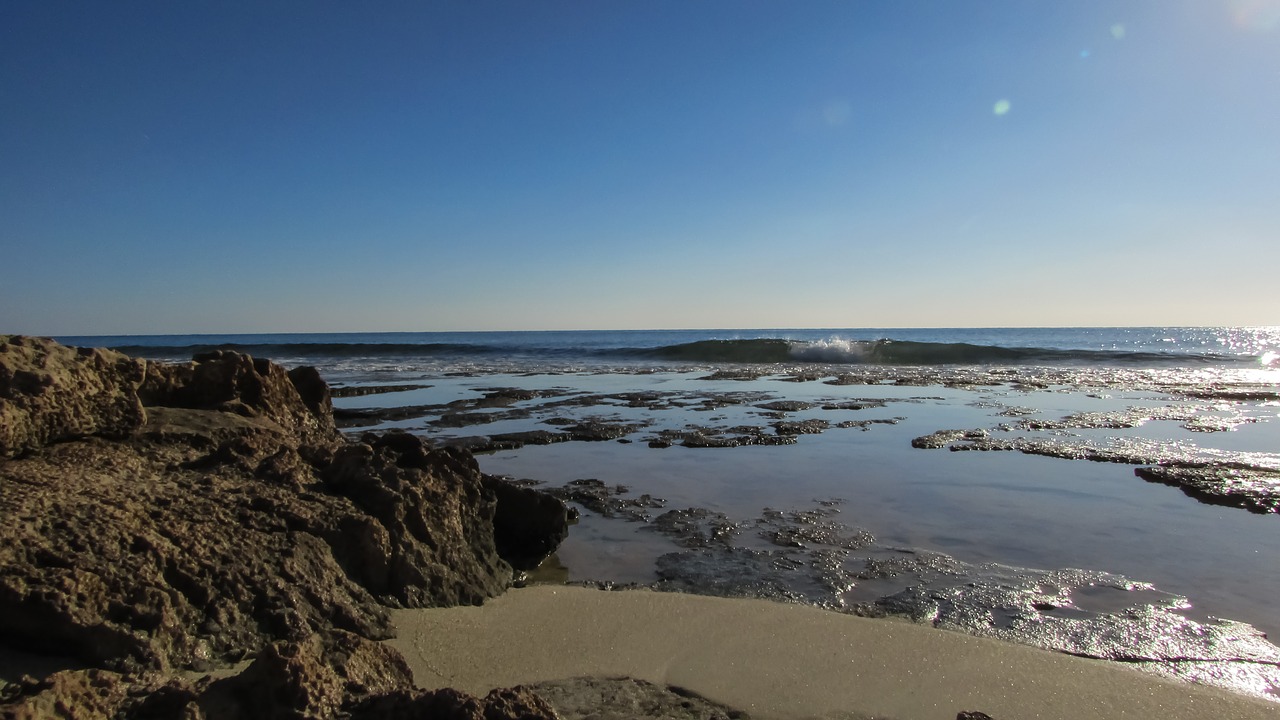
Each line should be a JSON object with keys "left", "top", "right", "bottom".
{"left": 62, "top": 326, "right": 1280, "bottom": 375}
{"left": 67, "top": 327, "right": 1280, "bottom": 700}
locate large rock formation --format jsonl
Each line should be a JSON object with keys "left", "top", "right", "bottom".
{"left": 0, "top": 336, "right": 569, "bottom": 718}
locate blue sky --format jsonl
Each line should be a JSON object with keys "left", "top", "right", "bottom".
{"left": 2, "top": 1, "right": 1277, "bottom": 334}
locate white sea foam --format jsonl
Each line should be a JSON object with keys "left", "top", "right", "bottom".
{"left": 787, "top": 338, "right": 876, "bottom": 364}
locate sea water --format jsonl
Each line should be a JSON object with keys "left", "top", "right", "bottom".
{"left": 59, "top": 326, "right": 1280, "bottom": 373}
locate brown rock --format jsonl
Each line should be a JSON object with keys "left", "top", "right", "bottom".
{"left": 0, "top": 425, "right": 398, "bottom": 671}
{"left": 347, "top": 685, "right": 558, "bottom": 720}
{"left": 0, "top": 339, "right": 570, "bottom": 719}
{"left": 0, "top": 335, "right": 147, "bottom": 458}
{"left": 321, "top": 432, "right": 513, "bottom": 607}
{"left": 0, "top": 668, "right": 206, "bottom": 720}
{"left": 208, "top": 631, "right": 414, "bottom": 720}
{"left": 0, "top": 668, "right": 137, "bottom": 720}
{"left": 0, "top": 342, "right": 566, "bottom": 674}
{"left": 527, "top": 676, "right": 744, "bottom": 720}
{"left": 139, "top": 350, "right": 336, "bottom": 445}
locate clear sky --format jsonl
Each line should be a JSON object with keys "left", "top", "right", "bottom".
{"left": 2, "top": 1, "right": 1277, "bottom": 334}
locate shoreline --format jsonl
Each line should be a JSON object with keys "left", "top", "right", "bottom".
{"left": 389, "top": 584, "right": 1279, "bottom": 719}
{"left": 3, "top": 335, "right": 1277, "bottom": 717}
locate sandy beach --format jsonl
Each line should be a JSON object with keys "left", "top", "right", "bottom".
{"left": 389, "top": 585, "right": 1278, "bottom": 720}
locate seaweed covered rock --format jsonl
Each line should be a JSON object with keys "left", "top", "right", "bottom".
{"left": 0, "top": 337, "right": 569, "bottom": 676}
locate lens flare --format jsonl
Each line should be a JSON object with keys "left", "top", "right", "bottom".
{"left": 993, "top": 99, "right": 1011, "bottom": 116}
{"left": 1231, "top": 0, "right": 1280, "bottom": 31}
{"left": 822, "top": 100, "right": 852, "bottom": 127}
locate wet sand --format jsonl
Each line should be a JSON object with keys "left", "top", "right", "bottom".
{"left": 388, "top": 585, "right": 1277, "bottom": 720}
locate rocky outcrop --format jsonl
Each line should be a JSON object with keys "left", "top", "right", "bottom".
{"left": 484, "top": 477, "right": 572, "bottom": 571}
{"left": 1135, "top": 464, "right": 1280, "bottom": 514}
{"left": 522, "top": 677, "right": 744, "bottom": 720}
{"left": 347, "top": 685, "right": 558, "bottom": 720}
{"left": 321, "top": 432, "right": 514, "bottom": 607}
{"left": 0, "top": 336, "right": 148, "bottom": 458}
{"left": 139, "top": 349, "right": 337, "bottom": 445}
{"left": 910, "top": 428, "right": 987, "bottom": 449}
{"left": 0, "top": 336, "right": 570, "bottom": 718}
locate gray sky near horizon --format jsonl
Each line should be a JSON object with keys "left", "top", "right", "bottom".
{"left": 2, "top": 1, "right": 1277, "bottom": 335}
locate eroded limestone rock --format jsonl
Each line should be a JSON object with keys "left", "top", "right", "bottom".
{"left": 0, "top": 335, "right": 147, "bottom": 458}
{"left": 0, "top": 339, "right": 568, "bottom": 679}
{"left": 140, "top": 349, "right": 337, "bottom": 445}
{"left": 527, "top": 676, "right": 746, "bottom": 720}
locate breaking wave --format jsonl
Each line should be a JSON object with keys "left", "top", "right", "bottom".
{"left": 781, "top": 338, "right": 1232, "bottom": 366}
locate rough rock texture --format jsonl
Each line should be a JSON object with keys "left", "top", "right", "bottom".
{"left": 208, "top": 630, "right": 417, "bottom": 719}
{"left": 0, "top": 336, "right": 147, "bottom": 458}
{"left": 321, "top": 432, "right": 515, "bottom": 608}
{"left": 0, "top": 669, "right": 142, "bottom": 720}
{"left": 1135, "top": 464, "right": 1280, "bottom": 514}
{"left": 139, "top": 349, "right": 337, "bottom": 445}
{"left": 526, "top": 676, "right": 747, "bottom": 720}
{"left": 347, "top": 685, "right": 558, "bottom": 720}
{"left": 910, "top": 429, "right": 987, "bottom": 449}
{"left": 0, "top": 420, "right": 511, "bottom": 673}
{"left": 0, "top": 336, "right": 569, "bottom": 718}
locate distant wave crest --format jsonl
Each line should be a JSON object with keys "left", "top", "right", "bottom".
{"left": 652, "top": 338, "right": 1236, "bottom": 366}
{"left": 789, "top": 338, "right": 1231, "bottom": 366}
{"left": 111, "top": 337, "right": 1246, "bottom": 367}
